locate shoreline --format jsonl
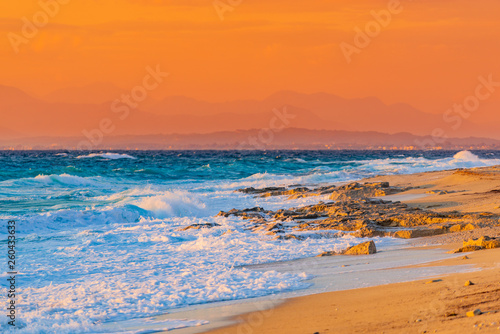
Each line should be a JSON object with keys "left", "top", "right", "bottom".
{"left": 203, "top": 246, "right": 500, "bottom": 334}
{"left": 162, "top": 165, "right": 500, "bottom": 334}
{"left": 160, "top": 244, "right": 476, "bottom": 334}
{"left": 162, "top": 246, "right": 480, "bottom": 334}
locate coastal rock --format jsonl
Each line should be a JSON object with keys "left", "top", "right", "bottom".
{"left": 450, "top": 245, "right": 484, "bottom": 253}
{"left": 236, "top": 187, "right": 286, "bottom": 194}
{"left": 220, "top": 191, "right": 500, "bottom": 241}
{"left": 393, "top": 228, "right": 445, "bottom": 239}
{"left": 181, "top": 223, "right": 221, "bottom": 230}
{"left": 351, "top": 227, "right": 388, "bottom": 238}
{"left": 235, "top": 185, "right": 335, "bottom": 199}
{"left": 316, "top": 250, "right": 337, "bottom": 257}
{"left": 426, "top": 190, "right": 450, "bottom": 195}
{"left": 449, "top": 223, "right": 476, "bottom": 232}
{"left": 274, "top": 211, "right": 322, "bottom": 221}
{"left": 264, "top": 222, "right": 284, "bottom": 233}
{"left": 466, "top": 309, "right": 482, "bottom": 317}
{"left": 217, "top": 207, "right": 271, "bottom": 218}
{"left": 312, "top": 185, "right": 338, "bottom": 194}
{"left": 316, "top": 241, "right": 377, "bottom": 257}
{"left": 329, "top": 182, "right": 405, "bottom": 201}
{"left": 259, "top": 187, "right": 310, "bottom": 198}
{"left": 343, "top": 240, "right": 377, "bottom": 255}
{"left": 463, "top": 236, "right": 500, "bottom": 249}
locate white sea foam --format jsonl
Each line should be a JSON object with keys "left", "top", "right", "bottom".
{"left": 3, "top": 150, "right": 500, "bottom": 333}
{"left": 4, "top": 206, "right": 399, "bottom": 333}
{"left": 452, "top": 150, "right": 481, "bottom": 161}
{"left": 76, "top": 153, "right": 137, "bottom": 160}
{"left": 220, "top": 151, "right": 500, "bottom": 190}
{"left": 0, "top": 180, "right": 405, "bottom": 333}
{"left": 133, "top": 191, "right": 208, "bottom": 218}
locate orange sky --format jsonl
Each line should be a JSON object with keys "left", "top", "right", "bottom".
{"left": 1, "top": 0, "right": 500, "bottom": 116}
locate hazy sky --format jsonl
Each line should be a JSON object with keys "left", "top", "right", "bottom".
{"left": 2, "top": 0, "right": 500, "bottom": 115}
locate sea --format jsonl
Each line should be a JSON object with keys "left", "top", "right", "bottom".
{"left": 1, "top": 149, "right": 500, "bottom": 333}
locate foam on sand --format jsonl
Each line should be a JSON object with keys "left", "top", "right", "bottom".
{"left": 96, "top": 317, "right": 209, "bottom": 333}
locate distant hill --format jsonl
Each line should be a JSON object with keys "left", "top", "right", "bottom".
{"left": 43, "top": 82, "right": 129, "bottom": 105}
{"left": 0, "top": 126, "right": 23, "bottom": 139}
{"left": 2, "top": 128, "right": 499, "bottom": 150}
{"left": 142, "top": 91, "right": 492, "bottom": 137}
{"left": 0, "top": 85, "right": 499, "bottom": 142}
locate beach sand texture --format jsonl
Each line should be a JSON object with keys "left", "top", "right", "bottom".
{"left": 200, "top": 165, "right": 500, "bottom": 334}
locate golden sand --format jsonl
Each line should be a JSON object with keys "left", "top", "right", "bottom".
{"left": 199, "top": 166, "right": 500, "bottom": 334}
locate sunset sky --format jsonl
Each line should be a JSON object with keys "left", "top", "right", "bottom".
{"left": 1, "top": 0, "right": 500, "bottom": 117}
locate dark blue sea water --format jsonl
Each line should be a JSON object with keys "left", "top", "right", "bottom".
{"left": 3, "top": 150, "right": 500, "bottom": 183}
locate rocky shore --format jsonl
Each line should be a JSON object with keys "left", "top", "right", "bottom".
{"left": 199, "top": 165, "right": 500, "bottom": 334}
{"left": 212, "top": 172, "right": 500, "bottom": 256}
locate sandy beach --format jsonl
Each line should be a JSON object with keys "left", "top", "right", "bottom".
{"left": 204, "top": 248, "right": 500, "bottom": 334}
{"left": 5, "top": 0, "right": 500, "bottom": 331}
{"left": 196, "top": 165, "right": 500, "bottom": 334}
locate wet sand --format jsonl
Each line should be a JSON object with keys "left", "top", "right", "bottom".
{"left": 204, "top": 247, "right": 500, "bottom": 334}
{"left": 178, "top": 165, "right": 500, "bottom": 334}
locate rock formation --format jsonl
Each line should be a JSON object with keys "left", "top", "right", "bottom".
{"left": 317, "top": 240, "right": 377, "bottom": 257}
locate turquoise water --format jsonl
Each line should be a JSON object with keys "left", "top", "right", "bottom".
{"left": 1, "top": 150, "right": 499, "bottom": 333}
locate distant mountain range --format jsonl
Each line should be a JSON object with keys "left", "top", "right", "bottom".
{"left": 1, "top": 83, "right": 499, "bottom": 149}
{"left": 2, "top": 128, "right": 500, "bottom": 150}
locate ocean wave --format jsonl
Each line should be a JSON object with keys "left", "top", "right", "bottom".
{"left": 2, "top": 206, "right": 143, "bottom": 236}
{"left": 0, "top": 173, "right": 102, "bottom": 188}
{"left": 224, "top": 150, "right": 500, "bottom": 190}
{"left": 3, "top": 149, "right": 500, "bottom": 333}
{"left": 3, "top": 205, "right": 402, "bottom": 333}
{"left": 355, "top": 150, "right": 500, "bottom": 174}
{"left": 453, "top": 150, "right": 481, "bottom": 161}
{"left": 91, "top": 187, "right": 211, "bottom": 218}
{"left": 133, "top": 191, "right": 208, "bottom": 218}
{"left": 34, "top": 174, "right": 101, "bottom": 187}
{"left": 76, "top": 153, "right": 137, "bottom": 160}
